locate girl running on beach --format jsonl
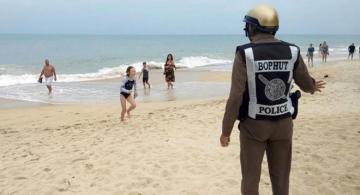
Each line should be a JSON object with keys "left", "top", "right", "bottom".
{"left": 163, "top": 54, "right": 176, "bottom": 89}
{"left": 120, "top": 66, "right": 137, "bottom": 122}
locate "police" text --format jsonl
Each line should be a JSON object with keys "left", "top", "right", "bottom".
{"left": 259, "top": 104, "right": 288, "bottom": 115}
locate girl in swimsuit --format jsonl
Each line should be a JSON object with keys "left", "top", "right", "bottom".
{"left": 163, "top": 54, "right": 176, "bottom": 89}
{"left": 120, "top": 66, "right": 137, "bottom": 122}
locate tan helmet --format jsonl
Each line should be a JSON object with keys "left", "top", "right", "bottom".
{"left": 243, "top": 4, "right": 279, "bottom": 34}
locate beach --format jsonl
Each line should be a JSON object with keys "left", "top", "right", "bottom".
{"left": 0, "top": 59, "right": 359, "bottom": 194}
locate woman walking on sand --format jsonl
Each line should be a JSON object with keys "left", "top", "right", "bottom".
{"left": 120, "top": 66, "right": 137, "bottom": 122}
{"left": 163, "top": 54, "right": 176, "bottom": 89}
{"left": 321, "top": 41, "right": 329, "bottom": 63}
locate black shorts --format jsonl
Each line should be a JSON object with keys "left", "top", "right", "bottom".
{"left": 142, "top": 77, "right": 149, "bottom": 83}
{"left": 120, "top": 92, "right": 130, "bottom": 99}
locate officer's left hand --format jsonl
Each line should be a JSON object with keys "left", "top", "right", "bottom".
{"left": 315, "top": 80, "right": 326, "bottom": 92}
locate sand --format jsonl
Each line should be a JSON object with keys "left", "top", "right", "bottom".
{"left": 0, "top": 60, "right": 359, "bottom": 195}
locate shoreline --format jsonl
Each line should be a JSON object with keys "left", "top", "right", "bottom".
{"left": 0, "top": 69, "right": 232, "bottom": 109}
{"left": 1, "top": 58, "right": 359, "bottom": 109}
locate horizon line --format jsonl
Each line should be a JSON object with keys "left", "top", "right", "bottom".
{"left": 1, "top": 33, "right": 360, "bottom": 36}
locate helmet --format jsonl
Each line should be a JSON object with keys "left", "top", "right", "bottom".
{"left": 243, "top": 5, "right": 279, "bottom": 34}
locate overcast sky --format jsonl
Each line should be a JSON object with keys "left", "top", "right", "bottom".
{"left": 0, "top": 0, "right": 358, "bottom": 35}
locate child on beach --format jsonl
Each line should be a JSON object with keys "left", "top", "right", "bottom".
{"left": 138, "top": 62, "right": 151, "bottom": 89}
{"left": 120, "top": 66, "right": 137, "bottom": 122}
{"left": 307, "top": 43, "right": 315, "bottom": 67}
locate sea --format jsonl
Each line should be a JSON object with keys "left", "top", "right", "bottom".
{"left": 0, "top": 34, "right": 359, "bottom": 105}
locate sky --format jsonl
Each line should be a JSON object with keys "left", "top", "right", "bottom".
{"left": 0, "top": 0, "right": 359, "bottom": 35}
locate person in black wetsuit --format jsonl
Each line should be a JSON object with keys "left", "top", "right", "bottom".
{"left": 138, "top": 62, "right": 151, "bottom": 89}
{"left": 348, "top": 43, "right": 356, "bottom": 60}
{"left": 120, "top": 66, "right": 137, "bottom": 122}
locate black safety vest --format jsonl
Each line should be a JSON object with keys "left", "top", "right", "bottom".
{"left": 237, "top": 41, "right": 300, "bottom": 120}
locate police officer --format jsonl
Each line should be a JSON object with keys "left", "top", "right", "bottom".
{"left": 220, "top": 5, "right": 326, "bottom": 195}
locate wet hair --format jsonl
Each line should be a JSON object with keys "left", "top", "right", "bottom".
{"left": 126, "top": 66, "right": 134, "bottom": 77}
{"left": 143, "top": 61, "right": 146, "bottom": 65}
{"left": 165, "top": 54, "right": 174, "bottom": 64}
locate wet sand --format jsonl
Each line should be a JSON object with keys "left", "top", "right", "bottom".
{"left": 0, "top": 69, "right": 230, "bottom": 108}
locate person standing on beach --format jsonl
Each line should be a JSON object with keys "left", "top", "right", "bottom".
{"left": 164, "top": 54, "right": 176, "bottom": 89}
{"left": 138, "top": 62, "right": 151, "bottom": 89}
{"left": 321, "top": 41, "right": 329, "bottom": 63}
{"left": 220, "top": 5, "right": 326, "bottom": 195}
{"left": 348, "top": 43, "right": 356, "bottom": 60}
{"left": 120, "top": 66, "right": 137, "bottom": 122}
{"left": 38, "top": 59, "right": 57, "bottom": 95}
{"left": 307, "top": 43, "right": 315, "bottom": 67}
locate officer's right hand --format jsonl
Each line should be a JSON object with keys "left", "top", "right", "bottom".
{"left": 220, "top": 134, "right": 230, "bottom": 147}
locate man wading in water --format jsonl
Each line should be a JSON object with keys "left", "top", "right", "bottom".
{"left": 220, "top": 5, "right": 326, "bottom": 195}
{"left": 39, "top": 59, "right": 57, "bottom": 95}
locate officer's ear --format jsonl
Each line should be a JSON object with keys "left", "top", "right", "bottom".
{"left": 248, "top": 24, "right": 257, "bottom": 37}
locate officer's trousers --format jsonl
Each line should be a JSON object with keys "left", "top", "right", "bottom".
{"left": 239, "top": 118, "right": 293, "bottom": 195}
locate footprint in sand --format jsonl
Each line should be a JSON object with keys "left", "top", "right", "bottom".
{"left": 128, "top": 192, "right": 142, "bottom": 195}
{"left": 56, "top": 179, "right": 71, "bottom": 192}
{"left": 85, "top": 163, "right": 94, "bottom": 170}
{"left": 14, "top": 176, "right": 27, "bottom": 180}
{"left": 71, "top": 157, "right": 88, "bottom": 163}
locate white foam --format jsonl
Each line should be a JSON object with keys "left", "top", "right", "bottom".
{"left": 0, "top": 56, "right": 234, "bottom": 86}
{"left": 177, "top": 56, "right": 232, "bottom": 68}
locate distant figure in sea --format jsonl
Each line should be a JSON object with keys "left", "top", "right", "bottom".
{"left": 321, "top": 41, "right": 329, "bottom": 63}
{"left": 120, "top": 66, "right": 137, "bottom": 122}
{"left": 163, "top": 54, "right": 176, "bottom": 89}
{"left": 138, "top": 62, "right": 151, "bottom": 89}
{"left": 38, "top": 59, "right": 57, "bottom": 95}
{"left": 348, "top": 43, "right": 356, "bottom": 60}
{"left": 319, "top": 43, "right": 322, "bottom": 57}
{"left": 307, "top": 43, "right": 315, "bottom": 67}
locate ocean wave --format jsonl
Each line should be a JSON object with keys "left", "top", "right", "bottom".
{"left": 177, "top": 56, "right": 232, "bottom": 68}
{"left": 0, "top": 56, "right": 232, "bottom": 86}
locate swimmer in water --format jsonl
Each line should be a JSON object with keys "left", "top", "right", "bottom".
{"left": 120, "top": 66, "right": 137, "bottom": 122}
{"left": 138, "top": 61, "right": 151, "bottom": 89}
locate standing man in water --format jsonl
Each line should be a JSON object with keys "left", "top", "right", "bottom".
{"left": 220, "top": 5, "right": 326, "bottom": 195}
{"left": 39, "top": 59, "right": 57, "bottom": 95}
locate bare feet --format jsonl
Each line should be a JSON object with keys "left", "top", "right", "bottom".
{"left": 120, "top": 112, "right": 125, "bottom": 122}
